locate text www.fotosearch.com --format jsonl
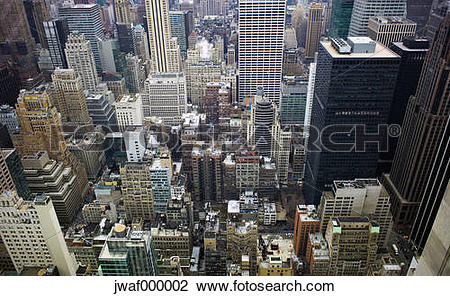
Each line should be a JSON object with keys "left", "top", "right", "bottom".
{"left": 113, "top": 279, "right": 335, "bottom": 294}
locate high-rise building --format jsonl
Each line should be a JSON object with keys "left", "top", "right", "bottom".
{"left": 425, "top": 0, "right": 449, "bottom": 41}
{"left": 367, "top": 16, "right": 417, "bottom": 47}
{"left": 0, "top": 192, "right": 77, "bottom": 275}
{"left": 120, "top": 162, "right": 155, "bottom": 222}
{"left": 114, "top": 0, "right": 132, "bottom": 24}
{"left": 150, "top": 159, "right": 172, "bottom": 214}
{"left": 0, "top": 149, "right": 31, "bottom": 200}
{"left": 23, "top": 0, "right": 51, "bottom": 48}
{"left": 124, "top": 126, "right": 146, "bottom": 163}
{"left": 43, "top": 18, "right": 70, "bottom": 69}
{"left": 305, "top": 233, "right": 330, "bottom": 275}
{"left": 65, "top": 33, "right": 99, "bottom": 93}
{"left": 329, "top": 0, "right": 355, "bottom": 38}
{"left": 167, "top": 38, "right": 183, "bottom": 73}
{"left": 227, "top": 221, "right": 258, "bottom": 276}
{"left": 318, "top": 179, "right": 393, "bottom": 247}
{"left": 248, "top": 87, "right": 276, "bottom": 156}
{"left": 382, "top": 14, "right": 449, "bottom": 230}
{"left": 114, "top": 94, "right": 143, "bottom": 132}
{"left": 51, "top": 69, "right": 93, "bottom": 126}
{"left": 22, "top": 151, "right": 88, "bottom": 226}
{"left": 325, "top": 217, "right": 378, "bottom": 276}
{"left": 85, "top": 93, "right": 118, "bottom": 129}
{"left": 116, "top": 23, "right": 137, "bottom": 55}
{"left": 145, "top": 0, "right": 173, "bottom": 72}
{"left": 406, "top": 0, "right": 433, "bottom": 33}
{"left": 304, "top": 37, "right": 400, "bottom": 203}
{"left": 305, "top": 3, "right": 323, "bottom": 59}
{"left": 348, "top": 0, "right": 407, "bottom": 37}
{"left": 257, "top": 236, "right": 294, "bottom": 276}
{"left": 415, "top": 181, "right": 450, "bottom": 275}
{"left": 124, "top": 54, "right": 145, "bottom": 93}
{"left": 238, "top": 0, "right": 286, "bottom": 104}
{"left": 279, "top": 76, "right": 308, "bottom": 125}
{"left": 270, "top": 119, "right": 292, "bottom": 184}
{"left": 143, "top": 72, "right": 187, "bottom": 126}
{"left": 0, "top": 0, "right": 43, "bottom": 90}
{"left": 186, "top": 61, "right": 222, "bottom": 106}
{"left": 169, "top": 11, "right": 188, "bottom": 58}
{"left": 99, "top": 224, "right": 157, "bottom": 276}
{"left": 235, "top": 151, "right": 260, "bottom": 193}
{"left": 204, "top": 210, "right": 227, "bottom": 275}
{"left": 0, "top": 105, "right": 20, "bottom": 135}
{"left": 293, "top": 205, "right": 320, "bottom": 256}
{"left": 59, "top": 3, "right": 106, "bottom": 73}
{"left": 378, "top": 37, "right": 429, "bottom": 173}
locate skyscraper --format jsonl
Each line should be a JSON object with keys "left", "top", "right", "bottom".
{"left": 114, "top": 0, "right": 132, "bottom": 24}
{"left": 23, "top": 0, "right": 50, "bottom": 48}
{"left": 279, "top": 76, "right": 308, "bottom": 125}
{"left": 169, "top": 11, "right": 189, "bottom": 58}
{"left": 43, "top": 18, "right": 70, "bottom": 69}
{"left": 65, "top": 33, "right": 99, "bottom": 93}
{"left": 145, "top": 0, "right": 173, "bottom": 72}
{"left": 406, "top": 0, "right": 434, "bottom": 33}
{"left": 328, "top": 0, "right": 355, "bottom": 38}
{"left": 367, "top": 16, "right": 417, "bottom": 47}
{"left": 59, "top": 3, "right": 106, "bottom": 73}
{"left": 0, "top": 0, "right": 42, "bottom": 90}
{"left": 0, "top": 149, "right": 32, "bottom": 200}
{"left": 51, "top": 69, "right": 93, "bottom": 126}
{"left": 382, "top": 14, "right": 449, "bottom": 230}
{"left": 0, "top": 192, "right": 77, "bottom": 275}
{"left": 304, "top": 37, "right": 400, "bottom": 203}
{"left": 238, "top": 0, "right": 286, "bottom": 104}
{"left": 348, "top": 0, "right": 407, "bottom": 36}
{"left": 305, "top": 3, "right": 323, "bottom": 59}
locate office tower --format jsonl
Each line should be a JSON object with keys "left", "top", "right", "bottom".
{"left": 150, "top": 159, "right": 172, "bottom": 214}
{"left": 191, "top": 149, "right": 206, "bottom": 204}
{"left": 367, "top": 16, "right": 417, "bottom": 47}
{"left": 318, "top": 179, "right": 393, "bottom": 247}
{"left": 167, "top": 38, "right": 182, "bottom": 72}
{"left": 0, "top": 105, "right": 20, "bottom": 135}
{"left": 120, "top": 162, "right": 155, "bottom": 222}
{"left": 59, "top": 3, "right": 106, "bottom": 73}
{"left": 169, "top": 11, "right": 188, "bottom": 58}
{"left": 124, "top": 54, "right": 145, "bottom": 93}
{"left": 98, "top": 39, "right": 117, "bottom": 74}
{"left": 12, "top": 89, "right": 81, "bottom": 169}
{"left": 43, "top": 18, "right": 70, "bottom": 69}
{"left": 99, "top": 224, "right": 157, "bottom": 276}
{"left": 329, "top": 0, "right": 355, "bottom": 38}
{"left": 378, "top": 37, "right": 429, "bottom": 173}
{"left": 68, "top": 134, "right": 106, "bottom": 181}
{"left": 65, "top": 33, "right": 99, "bottom": 93}
{"left": 133, "top": 24, "right": 150, "bottom": 61}
{"left": 203, "top": 82, "right": 229, "bottom": 124}
{"left": 238, "top": 0, "right": 286, "bottom": 104}
{"left": 325, "top": 217, "right": 379, "bottom": 276}
{"left": 114, "top": 94, "right": 144, "bottom": 131}
{"left": 151, "top": 225, "right": 191, "bottom": 273}
{"left": 406, "top": 0, "right": 434, "bottom": 33}
{"left": 0, "top": 153, "right": 15, "bottom": 195}
{"left": 85, "top": 93, "right": 118, "bottom": 129}
{"left": 270, "top": 120, "right": 292, "bottom": 184}
{"left": 235, "top": 151, "right": 260, "bottom": 192}
{"left": 51, "top": 69, "right": 93, "bottom": 126}
{"left": 292, "top": 133, "right": 306, "bottom": 181}
{"left": 383, "top": 14, "right": 449, "bottom": 230}
{"left": 257, "top": 236, "right": 294, "bottom": 276}
{"left": 258, "top": 157, "right": 277, "bottom": 200}
{"left": 0, "top": 0, "right": 42, "bottom": 90}
{"left": 248, "top": 88, "right": 276, "bottom": 156}
{"left": 305, "top": 3, "right": 323, "bottom": 59}
{"left": 280, "top": 76, "right": 308, "bottom": 125}
{"left": 204, "top": 210, "right": 227, "bottom": 275}
{"left": 227, "top": 43, "right": 236, "bottom": 66}
{"left": 116, "top": 23, "right": 137, "bottom": 55}
{"left": 114, "top": 0, "right": 132, "bottom": 23}
{"left": 145, "top": 0, "right": 173, "bottom": 72}
{"left": 348, "top": 0, "right": 407, "bottom": 36}
{"left": 22, "top": 151, "right": 87, "bottom": 225}
{"left": 124, "top": 126, "right": 146, "bottom": 163}
{"left": 425, "top": 0, "right": 449, "bottom": 41}
{"left": 293, "top": 205, "right": 320, "bottom": 256}
{"left": 223, "top": 154, "right": 237, "bottom": 200}
{"left": 0, "top": 149, "right": 31, "bottom": 200}
{"left": 0, "top": 192, "right": 77, "bottom": 275}
{"left": 304, "top": 38, "right": 400, "bottom": 203}
{"left": 186, "top": 61, "right": 222, "bottom": 105}
{"left": 23, "top": 0, "right": 50, "bottom": 48}
{"left": 415, "top": 181, "right": 450, "bottom": 275}
{"left": 283, "top": 27, "right": 302, "bottom": 76}
{"left": 227, "top": 221, "right": 258, "bottom": 276}
{"left": 104, "top": 74, "right": 128, "bottom": 98}
{"left": 304, "top": 61, "right": 316, "bottom": 135}
{"left": 142, "top": 72, "right": 187, "bottom": 126}
{"left": 305, "top": 233, "right": 330, "bottom": 275}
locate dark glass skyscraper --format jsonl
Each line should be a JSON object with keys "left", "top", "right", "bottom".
{"left": 406, "top": 0, "right": 434, "bottom": 34}
{"left": 43, "top": 18, "right": 70, "bottom": 69}
{"left": 329, "top": 0, "right": 354, "bottom": 38}
{"left": 304, "top": 37, "right": 400, "bottom": 203}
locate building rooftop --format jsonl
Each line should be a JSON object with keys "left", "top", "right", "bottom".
{"left": 370, "top": 16, "right": 416, "bottom": 25}
{"left": 323, "top": 39, "right": 399, "bottom": 58}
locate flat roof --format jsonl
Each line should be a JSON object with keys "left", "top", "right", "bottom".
{"left": 322, "top": 40, "right": 399, "bottom": 59}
